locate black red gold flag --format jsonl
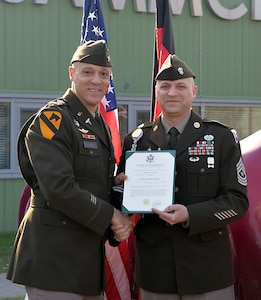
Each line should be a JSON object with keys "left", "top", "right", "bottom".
{"left": 150, "top": 0, "right": 175, "bottom": 121}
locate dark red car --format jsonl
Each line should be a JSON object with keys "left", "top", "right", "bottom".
{"left": 231, "top": 130, "right": 261, "bottom": 299}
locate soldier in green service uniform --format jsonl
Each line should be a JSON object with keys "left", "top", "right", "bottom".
{"left": 115, "top": 54, "right": 249, "bottom": 300}
{"left": 7, "top": 40, "right": 132, "bottom": 300}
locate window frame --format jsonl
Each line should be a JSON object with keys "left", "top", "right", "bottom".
{"left": 1, "top": 93, "right": 260, "bottom": 179}
{"left": 0, "top": 94, "right": 58, "bottom": 178}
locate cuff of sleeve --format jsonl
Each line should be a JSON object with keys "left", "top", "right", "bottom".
{"left": 182, "top": 218, "right": 190, "bottom": 228}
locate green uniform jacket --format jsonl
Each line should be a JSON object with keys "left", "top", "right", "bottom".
{"left": 118, "top": 110, "right": 249, "bottom": 295}
{"left": 7, "top": 89, "right": 117, "bottom": 295}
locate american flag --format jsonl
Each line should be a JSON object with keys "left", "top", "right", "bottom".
{"left": 151, "top": 0, "right": 175, "bottom": 121}
{"left": 81, "top": 1, "right": 131, "bottom": 299}
{"left": 81, "top": 0, "right": 121, "bottom": 165}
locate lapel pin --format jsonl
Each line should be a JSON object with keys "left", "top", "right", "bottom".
{"left": 85, "top": 118, "right": 92, "bottom": 125}
{"left": 193, "top": 122, "right": 200, "bottom": 129}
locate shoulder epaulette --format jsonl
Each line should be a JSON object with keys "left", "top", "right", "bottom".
{"left": 203, "top": 118, "right": 230, "bottom": 129}
{"left": 47, "top": 98, "right": 68, "bottom": 108}
{"left": 137, "top": 121, "right": 154, "bottom": 129}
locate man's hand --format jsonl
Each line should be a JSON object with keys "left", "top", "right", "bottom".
{"left": 114, "top": 172, "right": 127, "bottom": 185}
{"left": 152, "top": 204, "right": 189, "bottom": 226}
{"left": 111, "top": 208, "right": 133, "bottom": 242}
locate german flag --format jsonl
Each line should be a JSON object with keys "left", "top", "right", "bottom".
{"left": 150, "top": 0, "right": 175, "bottom": 121}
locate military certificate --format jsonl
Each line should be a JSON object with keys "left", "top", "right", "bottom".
{"left": 122, "top": 150, "right": 176, "bottom": 214}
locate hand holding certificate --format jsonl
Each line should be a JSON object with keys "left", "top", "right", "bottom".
{"left": 122, "top": 150, "right": 176, "bottom": 213}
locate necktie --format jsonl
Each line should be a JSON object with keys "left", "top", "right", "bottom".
{"left": 168, "top": 127, "right": 179, "bottom": 149}
{"left": 95, "top": 112, "right": 106, "bottom": 135}
{"left": 95, "top": 112, "right": 104, "bottom": 130}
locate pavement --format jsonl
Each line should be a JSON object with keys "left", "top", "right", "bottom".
{"left": 0, "top": 273, "right": 26, "bottom": 299}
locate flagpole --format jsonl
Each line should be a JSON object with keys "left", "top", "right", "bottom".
{"left": 150, "top": 37, "right": 157, "bottom": 122}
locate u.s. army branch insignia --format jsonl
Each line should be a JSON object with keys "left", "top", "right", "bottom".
{"left": 39, "top": 111, "right": 62, "bottom": 139}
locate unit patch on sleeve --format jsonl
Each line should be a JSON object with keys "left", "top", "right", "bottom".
{"left": 39, "top": 111, "right": 62, "bottom": 139}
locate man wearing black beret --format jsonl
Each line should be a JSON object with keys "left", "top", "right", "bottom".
{"left": 116, "top": 54, "right": 249, "bottom": 300}
{"left": 7, "top": 40, "right": 132, "bottom": 299}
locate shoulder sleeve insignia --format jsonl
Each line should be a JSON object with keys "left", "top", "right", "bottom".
{"left": 39, "top": 111, "right": 62, "bottom": 139}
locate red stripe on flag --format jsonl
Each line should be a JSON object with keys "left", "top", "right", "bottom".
{"left": 105, "top": 241, "right": 131, "bottom": 300}
{"left": 105, "top": 254, "right": 121, "bottom": 300}
{"left": 99, "top": 101, "right": 122, "bottom": 165}
{"left": 155, "top": 28, "right": 170, "bottom": 67}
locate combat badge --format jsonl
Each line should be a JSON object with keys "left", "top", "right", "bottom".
{"left": 39, "top": 111, "right": 62, "bottom": 140}
{"left": 131, "top": 128, "right": 143, "bottom": 151}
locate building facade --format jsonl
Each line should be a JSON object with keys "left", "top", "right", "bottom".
{"left": 1, "top": 0, "right": 261, "bottom": 232}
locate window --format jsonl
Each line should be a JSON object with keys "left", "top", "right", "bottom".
{"left": 202, "top": 106, "right": 261, "bottom": 140}
{"left": 1, "top": 95, "right": 261, "bottom": 178}
{"left": 0, "top": 95, "right": 54, "bottom": 178}
{"left": 0, "top": 103, "right": 10, "bottom": 169}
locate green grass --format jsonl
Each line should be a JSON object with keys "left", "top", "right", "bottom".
{"left": 1, "top": 298, "right": 24, "bottom": 300}
{"left": 0, "top": 233, "right": 16, "bottom": 273}
{"left": 0, "top": 233, "right": 24, "bottom": 300}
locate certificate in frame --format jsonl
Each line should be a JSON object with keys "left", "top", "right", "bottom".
{"left": 121, "top": 150, "right": 176, "bottom": 214}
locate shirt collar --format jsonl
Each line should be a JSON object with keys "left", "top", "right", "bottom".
{"left": 161, "top": 110, "right": 191, "bottom": 135}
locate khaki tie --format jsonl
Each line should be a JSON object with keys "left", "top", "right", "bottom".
{"left": 168, "top": 127, "right": 179, "bottom": 149}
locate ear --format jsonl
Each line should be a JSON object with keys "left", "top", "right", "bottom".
{"left": 68, "top": 66, "right": 74, "bottom": 81}
{"left": 193, "top": 85, "right": 198, "bottom": 99}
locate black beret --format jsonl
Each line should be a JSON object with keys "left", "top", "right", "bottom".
{"left": 155, "top": 54, "right": 195, "bottom": 81}
{"left": 71, "top": 40, "right": 112, "bottom": 67}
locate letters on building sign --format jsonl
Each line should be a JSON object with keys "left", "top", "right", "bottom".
{"left": 2, "top": 0, "right": 261, "bottom": 21}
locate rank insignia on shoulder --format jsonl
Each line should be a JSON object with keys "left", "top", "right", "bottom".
{"left": 49, "top": 98, "right": 66, "bottom": 106}
{"left": 39, "top": 111, "right": 62, "bottom": 140}
{"left": 131, "top": 128, "right": 143, "bottom": 151}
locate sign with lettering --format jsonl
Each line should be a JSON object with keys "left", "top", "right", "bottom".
{"left": 2, "top": 0, "right": 261, "bottom": 21}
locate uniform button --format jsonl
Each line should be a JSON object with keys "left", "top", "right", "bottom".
{"left": 90, "top": 150, "right": 94, "bottom": 155}
{"left": 109, "top": 157, "right": 112, "bottom": 160}
{"left": 200, "top": 168, "right": 205, "bottom": 173}
{"left": 62, "top": 220, "right": 67, "bottom": 225}
{"left": 218, "top": 230, "right": 223, "bottom": 235}
{"left": 175, "top": 186, "right": 179, "bottom": 192}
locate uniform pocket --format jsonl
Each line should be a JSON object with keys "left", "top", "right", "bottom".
{"left": 75, "top": 138, "right": 103, "bottom": 179}
{"left": 187, "top": 157, "right": 219, "bottom": 196}
{"left": 199, "top": 226, "right": 230, "bottom": 242}
{"left": 40, "top": 208, "right": 85, "bottom": 230}
{"left": 134, "top": 217, "right": 159, "bottom": 245}
{"left": 79, "top": 139, "right": 102, "bottom": 157}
